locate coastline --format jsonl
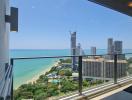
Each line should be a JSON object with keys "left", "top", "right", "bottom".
{"left": 26, "top": 61, "right": 59, "bottom": 84}
{"left": 14, "top": 66, "right": 52, "bottom": 90}
{"left": 26, "top": 67, "right": 51, "bottom": 84}
{"left": 14, "top": 60, "right": 60, "bottom": 90}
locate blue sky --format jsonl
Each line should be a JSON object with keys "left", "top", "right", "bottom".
{"left": 10, "top": 0, "right": 132, "bottom": 49}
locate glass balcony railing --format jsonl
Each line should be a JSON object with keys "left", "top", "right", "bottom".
{"left": 11, "top": 53, "right": 132, "bottom": 100}
{"left": 12, "top": 56, "right": 79, "bottom": 100}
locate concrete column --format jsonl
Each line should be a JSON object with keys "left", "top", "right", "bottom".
{"left": 0, "top": 0, "right": 9, "bottom": 81}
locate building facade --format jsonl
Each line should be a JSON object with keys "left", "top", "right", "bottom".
{"left": 82, "top": 58, "right": 127, "bottom": 79}
{"left": 106, "top": 38, "right": 125, "bottom": 60}
{"left": 108, "top": 38, "right": 114, "bottom": 54}
{"left": 76, "top": 43, "right": 81, "bottom": 56}
{"left": 91, "top": 47, "right": 96, "bottom": 55}
{"left": 114, "top": 41, "right": 125, "bottom": 60}
{"left": 71, "top": 32, "right": 77, "bottom": 71}
{"left": 82, "top": 59, "right": 103, "bottom": 79}
{"left": 107, "top": 38, "right": 114, "bottom": 59}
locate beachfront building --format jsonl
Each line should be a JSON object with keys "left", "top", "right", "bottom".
{"left": 82, "top": 58, "right": 103, "bottom": 79}
{"left": 104, "top": 59, "right": 127, "bottom": 78}
{"left": 82, "top": 57, "right": 127, "bottom": 79}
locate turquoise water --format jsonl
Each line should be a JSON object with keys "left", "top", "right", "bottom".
{"left": 10, "top": 49, "right": 70, "bottom": 88}
{"left": 10, "top": 49, "right": 132, "bottom": 88}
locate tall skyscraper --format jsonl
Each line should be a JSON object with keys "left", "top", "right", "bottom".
{"left": 82, "top": 38, "right": 126, "bottom": 80}
{"left": 107, "top": 38, "right": 124, "bottom": 60}
{"left": 91, "top": 47, "right": 96, "bottom": 55}
{"left": 76, "top": 43, "right": 81, "bottom": 56}
{"left": 91, "top": 47, "right": 96, "bottom": 59}
{"left": 114, "top": 41, "right": 125, "bottom": 59}
{"left": 107, "top": 38, "right": 114, "bottom": 59}
{"left": 71, "top": 32, "right": 77, "bottom": 71}
{"left": 114, "top": 41, "right": 122, "bottom": 54}
{"left": 108, "top": 38, "right": 114, "bottom": 54}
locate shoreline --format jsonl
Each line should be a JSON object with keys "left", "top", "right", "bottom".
{"left": 15, "top": 61, "right": 60, "bottom": 88}
{"left": 14, "top": 66, "right": 52, "bottom": 90}
{"left": 14, "top": 61, "right": 60, "bottom": 90}
{"left": 26, "top": 67, "right": 51, "bottom": 84}
{"left": 26, "top": 61, "right": 60, "bottom": 84}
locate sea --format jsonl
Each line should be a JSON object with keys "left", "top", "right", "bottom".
{"left": 10, "top": 49, "right": 132, "bottom": 89}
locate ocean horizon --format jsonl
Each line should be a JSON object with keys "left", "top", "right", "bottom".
{"left": 10, "top": 49, "right": 132, "bottom": 89}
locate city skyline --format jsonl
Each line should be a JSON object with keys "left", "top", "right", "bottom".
{"left": 10, "top": 0, "right": 132, "bottom": 49}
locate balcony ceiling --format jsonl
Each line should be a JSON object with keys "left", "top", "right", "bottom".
{"left": 88, "top": 0, "right": 132, "bottom": 16}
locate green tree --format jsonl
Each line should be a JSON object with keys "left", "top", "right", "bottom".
{"left": 58, "top": 70, "right": 65, "bottom": 76}
{"left": 37, "top": 75, "right": 48, "bottom": 84}
{"left": 60, "top": 80, "right": 78, "bottom": 93}
{"left": 83, "top": 80, "right": 89, "bottom": 87}
{"left": 35, "top": 92, "right": 48, "bottom": 100}
{"left": 65, "top": 70, "right": 72, "bottom": 76}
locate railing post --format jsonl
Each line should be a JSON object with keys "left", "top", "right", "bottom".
{"left": 114, "top": 54, "right": 117, "bottom": 84}
{"left": 10, "top": 59, "right": 14, "bottom": 100}
{"left": 78, "top": 56, "right": 82, "bottom": 95}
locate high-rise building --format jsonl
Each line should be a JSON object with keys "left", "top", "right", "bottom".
{"left": 107, "top": 38, "right": 125, "bottom": 60}
{"left": 71, "top": 32, "right": 77, "bottom": 71}
{"left": 91, "top": 47, "right": 96, "bottom": 59}
{"left": 82, "top": 38, "right": 126, "bottom": 80}
{"left": 107, "top": 38, "right": 114, "bottom": 59}
{"left": 114, "top": 41, "right": 122, "bottom": 54}
{"left": 114, "top": 41, "right": 125, "bottom": 59}
{"left": 91, "top": 47, "right": 96, "bottom": 55}
{"left": 108, "top": 38, "right": 114, "bottom": 54}
{"left": 76, "top": 43, "right": 85, "bottom": 56}
{"left": 76, "top": 43, "right": 81, "bottom": 56}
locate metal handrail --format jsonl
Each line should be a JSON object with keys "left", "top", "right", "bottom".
{"left": 10, "top": 53, "right": 132, "bottom": 60}
{"left": 11, "top": 55, "right": 103, "bottom": 60}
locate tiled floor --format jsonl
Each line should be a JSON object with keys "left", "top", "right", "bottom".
{"left": 103, "top": 91, "right": 132, "bottom": 100}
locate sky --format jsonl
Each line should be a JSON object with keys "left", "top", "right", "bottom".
{"left": 10, "top": 0, "right": 132, "bottom": 49}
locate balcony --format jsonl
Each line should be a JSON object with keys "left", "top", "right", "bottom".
{"left": 1, "top": 53, "right": 130, "bottom": 100}
{"left": 0, "top": 0, "right": 132, "bottom": 100}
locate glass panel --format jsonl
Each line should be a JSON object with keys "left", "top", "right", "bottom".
{"left": 82, "top": 55, "right": 111, "bottom": 92}
{"left": 126, "top": 54, "right": 132, "bottom": 76}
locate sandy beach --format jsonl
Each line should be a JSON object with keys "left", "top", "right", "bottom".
{"left": 26, "top": 61, "right": 60, "bottom": 84}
